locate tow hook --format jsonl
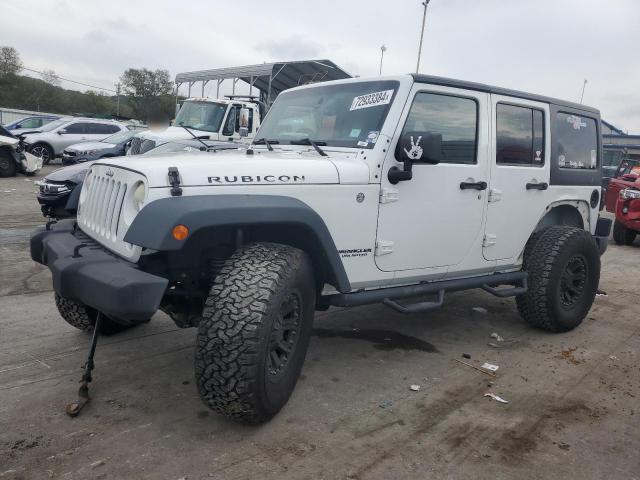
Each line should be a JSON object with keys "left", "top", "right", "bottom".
{"left": 66, "top": 312, "right": 103, "bottom": 417}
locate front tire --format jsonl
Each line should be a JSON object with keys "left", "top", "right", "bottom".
{"left": 195, "top": 243, "right": 315, "bottom": 423}
{"left": 517, "top": 226, "right": 600, "bottom": 332}
{"left": 0, "top": 151, "right": 17, "bottom": 177}
{"left": 613, "top": 220, "right": 636, "bottom": 245}
{"left": 29, "top": 143, "right": 54, "bottom": 165}
{"left": 54, "top": 294, "right": 138, "bottom": 335}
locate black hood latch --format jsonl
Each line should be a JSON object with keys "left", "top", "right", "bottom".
{"left": 168, "top": 166, "right": 183, "bottom": 197}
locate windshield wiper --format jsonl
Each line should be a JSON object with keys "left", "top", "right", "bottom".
{"left": 179, "top": 125, "right": 210, "bottom": 150}
{"left": 290, "top": 138, "right": 328, "bottom": 157}
{"left": 252, "top": 138, "right": 279, "bottom": 151}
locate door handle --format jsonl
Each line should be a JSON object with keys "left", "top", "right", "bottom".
{"left": 459, "top": 181, "right": 487, "bottom": 191}
{"left": 526, "top": 182, "right": 548, "bottom": 191}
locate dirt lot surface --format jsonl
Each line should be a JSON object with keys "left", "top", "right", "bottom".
{"left": 1, "top": 166, "right": 639, "bottom": 479}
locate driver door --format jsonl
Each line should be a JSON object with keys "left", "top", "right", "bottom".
{"left": 375, "top": 85, "right": 490, "bottom": 274}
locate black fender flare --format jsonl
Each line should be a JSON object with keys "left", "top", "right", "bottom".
{"left": 124, "top": 195, "right": 351, "bottom": 292}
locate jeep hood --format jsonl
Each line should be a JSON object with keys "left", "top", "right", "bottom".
{"left": 96, "top": 149, "right": 370, "bottom": 186}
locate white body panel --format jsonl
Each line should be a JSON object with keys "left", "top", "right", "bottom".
{"left": 77, "top": 75, "right": 602, "bottom": 293}
{"left": 483, "top": 95, "right": 552, "bottom": 261}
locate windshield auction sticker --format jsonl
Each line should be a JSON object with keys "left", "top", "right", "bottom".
{"left": 350, "top": 90, "right": 394, "bottom": 111}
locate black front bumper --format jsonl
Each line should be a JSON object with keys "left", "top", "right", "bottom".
{"left": 31, "top": 220, "right": 168, "bottom": 322}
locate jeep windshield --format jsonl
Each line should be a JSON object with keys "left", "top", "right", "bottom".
{"left": 257, "top": 80, "right": 399, "bottom": 149}
{"left": 175, "top": 101, "right": 227, "bottom": 133}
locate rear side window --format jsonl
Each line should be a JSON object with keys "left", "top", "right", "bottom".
{"left": 402, "top": 92, "right": 478, "bottom": 164}
{"left": 556, "top": 113, "right": 598, "bottom": 169}
{"left": 496, "top": 104, "right": 545, "bottom": 166}
{"left": 88, "top": 123, "right": 120, "bottom": 134}
{"left": 64, "top": 122, "right": 87, "bottom": 134}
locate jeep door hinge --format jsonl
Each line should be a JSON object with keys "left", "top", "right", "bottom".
{"left": 483, "top": 234, "right": 497, "bottom": 247}
{"left": 375, "top": 240, "right": 394, "bottom": 256}
{"left": 488, "top": 188, "right": 502, "bottom": 203}
{"left": 379, "top": 187, "right": 399, "bottom": 204}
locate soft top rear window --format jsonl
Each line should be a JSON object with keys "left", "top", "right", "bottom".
{"left": 556, "top": 112, "right": 598, "bottom": 170}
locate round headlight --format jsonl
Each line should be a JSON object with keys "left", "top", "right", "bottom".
{"left": 133, "top": 182, "right": 146, "bottom": 211}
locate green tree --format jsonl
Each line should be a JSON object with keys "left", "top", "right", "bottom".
{"left": 0, "top": 46, "right": 22, "bottom": 77}
{"left": 120, "top": 68, "right": 174, "bottom": 121}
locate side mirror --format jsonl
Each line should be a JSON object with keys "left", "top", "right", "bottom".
{"left": 388, "top": 132, "right": 443, "bottom": 184}
{"left": 238, "top": 108, "right": 250, "bottom": 137}
{"left": 15, "top": 124, "right": 22, "bottom": 129}
{"left": 57, "top": 128, "right": 67, "bottom": 135}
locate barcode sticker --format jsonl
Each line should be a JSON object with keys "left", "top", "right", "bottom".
{"left": 350, "top": 90, "right": 394, "bottom": 111}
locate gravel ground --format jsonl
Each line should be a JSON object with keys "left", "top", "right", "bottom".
{"left": 0, "top": 166, "right": 638, "bottom": 480}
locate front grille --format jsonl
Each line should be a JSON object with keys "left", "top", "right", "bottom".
{"left": 81, "top": 174, "right": 127, "bottom": 241}
{"left": 77, "top": 164, "right": 145, "bottom": 262}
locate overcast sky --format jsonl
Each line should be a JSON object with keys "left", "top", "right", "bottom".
{"left": 3, "top": 0, "right": 639, "bottom": 131}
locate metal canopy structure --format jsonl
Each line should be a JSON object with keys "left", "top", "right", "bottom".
{"left": 175, "top": 59, "right": 351, "bottom": 105}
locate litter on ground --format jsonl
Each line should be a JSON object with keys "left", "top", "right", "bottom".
{"left": 481, "top": 362, "right": 499, "bottom": 372}
{"left": 490, "top": 332, "right": 504, "bottom": 342}
{"left": 409, "top": 384, "right": 421, "bottom": 391}
{"left": 472, "top": 307, "right": 487, "bottom": 314}
{"left": 484, "top": 392, "right": 509, "bottom": 404}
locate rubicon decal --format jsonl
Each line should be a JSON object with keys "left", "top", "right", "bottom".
{"left": 208, "top": 175, "right": 306, "bottom": 184}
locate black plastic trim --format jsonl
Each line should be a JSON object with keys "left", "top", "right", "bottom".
{"left": 412, "top": 74, "right": 599, "bottom": 114}
{"left": 328, "top": 271, "right": 527, "bottom": 307}
{"left": 124, "top": 195, "right": 351, "bottom": 293}
{"left": 31, "top": 219, "right": 168, "bottom": 322}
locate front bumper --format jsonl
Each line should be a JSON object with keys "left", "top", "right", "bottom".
{"left": 31, "top": 220, "right": 168, "bottom": 322}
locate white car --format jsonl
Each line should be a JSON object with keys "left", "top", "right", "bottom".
{"left": 33, "top": 74, "right": 611, "bottom": 422}
{"left": 21, "top": 117, "right": 129, "bottom": 164}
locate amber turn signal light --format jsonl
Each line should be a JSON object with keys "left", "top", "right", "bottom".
{"left": 172, "top": 224, "right": 189, "bottom": 241}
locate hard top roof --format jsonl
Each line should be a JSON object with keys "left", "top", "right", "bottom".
{"left": 412, "top": 74, "right": 599, "bottom": 114}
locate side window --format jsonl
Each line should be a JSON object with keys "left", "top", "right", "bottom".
{"left": 21, "top": 118, "right": 40, "bottom": 128}
{"left": 88, "top": 123, "right": 120, "bottom": 134}
{"left": 556, "top": 113, "right": 598, "bottom": 169}
{"left": 222, "top": 107, "right": 237, "bottom": 136}
{"left": 401, "top": 92, "right": 478, "bottom": 164}
{"left": 64, "top": 122, "right": 86, "bottom": 134}
{"left": 496, "top": 104, "right": 545, "bottom": 166}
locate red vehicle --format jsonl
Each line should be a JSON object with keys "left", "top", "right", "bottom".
{"left": 605, "top": 159, "right": 640, "bottom": 245}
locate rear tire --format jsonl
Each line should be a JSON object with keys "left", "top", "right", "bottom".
{"left": 0, "top": 150, "right": 17, "bottom": 177}
{"left": 613, "top": 220, "right": 636, "bottom": 245}
{"left": 195, "top": 242, "right": 315, "bottom": 423}
{"left": 54, "top": 294, "right": 137, "bottom": 334}
{"left": 516, "top": 226, "right": 600, "bottom": 332}
{"left": 29, "top": 143, "right": 54, "bottom": 165}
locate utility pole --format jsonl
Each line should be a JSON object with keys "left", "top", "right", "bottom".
{"left": 416, "top": 0, "right": 430, "bottom": 73}
{"left": 579, "top": 79, "right": 588, "bottom": 104}
{"left": 115, "top": 82, "right": 121, "bottom": 116}
{"left": 379, "top": 45, "right": 387, "bottom": 75}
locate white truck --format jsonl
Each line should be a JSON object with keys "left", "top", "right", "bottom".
{"left": 32, "top": 74, "right": 611, "bottom": 422}
{"left": 128, "top": 97, "right": 261, "bottom": 154}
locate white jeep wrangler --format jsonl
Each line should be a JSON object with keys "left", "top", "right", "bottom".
{"left": 32, "top": 74, "right": 611, "bottom": 422}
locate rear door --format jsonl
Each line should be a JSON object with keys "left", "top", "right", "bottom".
{"left": 58, "top": 121, "right": 89, "bottom": 150}
{"left": 483, "top": 96, "right": 551, "bottom": 261}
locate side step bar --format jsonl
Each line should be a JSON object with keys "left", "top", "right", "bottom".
{"left": 327, "top": 271, "right": 528, "bottom": 313}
